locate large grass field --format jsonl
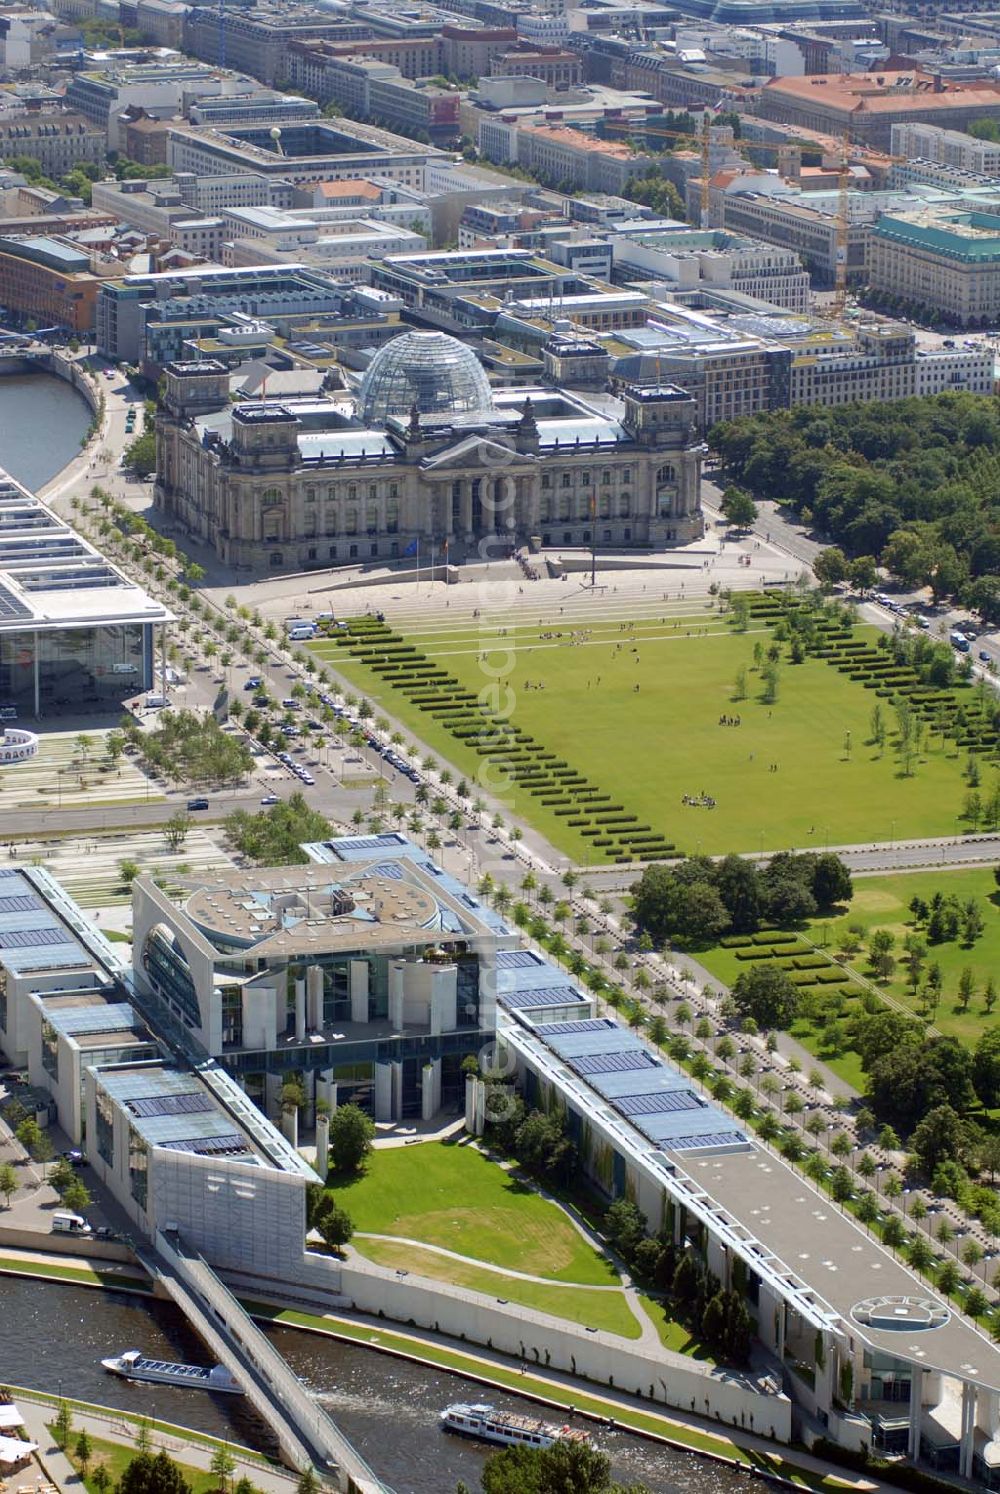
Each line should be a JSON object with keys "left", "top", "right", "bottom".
{"left": 813, "top": 867, "right": 1000, "bottom": 1047}
{"left": 695, "top": 866, "right": 1000, "bottom": 1092}
{"left": 330, "top": 1139, "right": 617, "bottom": 1283}
{"left": 328, "top": 1139, "right": 666, "bottom": 1341}
{"left": 313, "top": 611, "right": 977, "bottom": 859}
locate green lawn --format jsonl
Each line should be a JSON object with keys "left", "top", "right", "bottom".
{"left": 694, "top": 867, "right": 1000, "bottom": 1092}
{"left": 356, "top": 1236, "right": 642, "bottom": 1338}
{"left": 810, "top": 867, "right": 1000, "bottom": 1046}
{"left": 53, "top": 1431, "right": 219, "bottom": 1494}
{"left": 250, "top": 1305, "right": 852, "bottom": 1491}
{"left": 635, "top": 1294, "right": 715, "bottom": 1359}
{"left": 313, "top": 613, "right": 975, "bottom": 859}
{"left": 329, "top": 1140, "right": 617, "bottom": 1284}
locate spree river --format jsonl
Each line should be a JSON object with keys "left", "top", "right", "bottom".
{"left": 0, "top": 374, "right": 92, "bottom": 491}
{"left": 0, "top": 1277, "right": 749, "bottom": 1494}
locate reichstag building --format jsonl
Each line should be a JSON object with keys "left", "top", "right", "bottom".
{"left": 154, "top": 331, "right": 704, "bottom": 572}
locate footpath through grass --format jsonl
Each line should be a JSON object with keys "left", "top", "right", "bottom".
{"left": 330, "top": 1139, "right": 618, "bottom": 1284}
{"left": 694, "top": 865, "right": 1000, "bottom": 1088}
{"left": 53, "top": 1430, "right": 220, "bottom": 1494}
{"left": 358, "top": 1236, "right": 642, "bottom": 1338}
{"left": 314, "top": 613, "right": 972, "bottom": 859}
{"left": 810, "top": 867, "right": 1000, "bottom": 1046}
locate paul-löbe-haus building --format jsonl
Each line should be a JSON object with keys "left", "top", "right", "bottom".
{"left": 154, "top": 331, "right": 704, "bottom": 573}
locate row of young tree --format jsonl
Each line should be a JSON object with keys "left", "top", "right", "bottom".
{"left": 630, "top": 851, "right": 853, "bottom": 947}
{"left": 709, "top": 392, "right": 1000, "bottom": 613}
{"left": 52, "top": 1398, "right": 324, "bottom": 1494}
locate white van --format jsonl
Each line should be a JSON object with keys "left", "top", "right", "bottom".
{"left": 145, "top": 693, "right": 168, "bottom": 709}
{"left": 288, "top": 624, "right": 317, "bottom": 641}
{"left": 52, "top": 1211, "right": 91, "bottom": 1235}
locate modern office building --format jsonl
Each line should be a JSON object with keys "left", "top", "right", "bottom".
{"left": 95, "top": 263, "right": 347, "bottom": 370}
{"left": 130, "top": 835, "right": 513, "bottom": 1125}
{"left": 7, "top": 841, "right": 1000, "bottom": 1475}
{"left": 166, "top": 119, "right": 445, "bottom": 191}
{"left": 65, "top": 61, "right": 254, "bottom": 150}
{"left": 0, "top": 235, "right": 113, "bottom": 332}
{"left": 84, "top": 1059, "right": 312, "bottom": 1277}
{"left": 24, "top": 987, "right": 159, "bottom": 1142}
{"left": 219, "top": 206, "right": 426, "bottom": 276}
{"left": 0, "top": 864, "right": 126, "bottom": 1073}
{"left": 0, "top": 467, "right": 170, "bottom": 718}
{"left": 497, "top": 1008, "right": 1000, "bottom": 1481}
{"left": 186, "top": 92, "right": 320, "bottom": 130}
{"left": 154, "top": 337, "right": 704, "bottom": 571}
{"left": 612, "top": 227, "right": 811, "bottom": 313}
{"left": 890, "top": 121, "right": 1000, "bottom": 178}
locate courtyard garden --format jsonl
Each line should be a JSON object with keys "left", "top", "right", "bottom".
{"left": 310, "top": 593, "right": 988, "bottom": 862}
{"left": 326, "top": 1138, "right": 701, "bottom": 1344}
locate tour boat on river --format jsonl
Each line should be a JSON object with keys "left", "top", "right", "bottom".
{"left": 101, "top": 1350, "right": 242, "bottom": 1394}
{"left": 440, "top": 1402, "right": 589, "bottom": 1450}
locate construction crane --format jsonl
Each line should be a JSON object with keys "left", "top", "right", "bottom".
{"left": 832, "top": 133, "right": 851, "bottom": 317}
{"left": 601, "top": 117, "right": 801, "bottom": 226}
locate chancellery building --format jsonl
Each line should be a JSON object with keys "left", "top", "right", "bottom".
{"left": 153, "top": 330, "right": 704, "bottom": 572}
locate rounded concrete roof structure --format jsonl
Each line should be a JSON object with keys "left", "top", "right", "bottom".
{"left": 358, "top": 330, "right": 494, "bottom": 426}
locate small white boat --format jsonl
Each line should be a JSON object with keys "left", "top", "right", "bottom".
{"left": 440, "top": 1402, "right": 589, "bottom": 1450}
{"left": 101, "top": 1350, "right": 242, "bottom": 1394}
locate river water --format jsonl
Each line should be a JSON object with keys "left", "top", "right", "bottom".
{"left": 0, "top": 1277, "right": 748, "bottom": 1494}
{"left": 0, "top": 374, "right": 92, "bottom": 491}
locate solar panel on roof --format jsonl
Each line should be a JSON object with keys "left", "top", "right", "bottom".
{"left": 0, "top": 869, "right": 22, "bottom": 882}
{"left": 373, "top": 862, "right": 404, "bottom": 879}
{"left": 570, "top": 1050, "right": 657, "bottom": 1076}
{"left": 0, "top": 580, "right": 30, "bottom": 620}
{"left": 336, "top": 834, "right": 402, "bottom": 851}
{"left": 615, "top": 1090, "right": 704, "bottom": 1117}
{"left": 501, "top": 986, "right": 584, "bottom": 1010}
{"left": 0, "top": 894, "right": 41, "bottom": 914}
{"left": 129, "top": 1092, "right": 213, "bottom": 1118}
{"left": 535, "top": 1019, "right": 610, "bottom": 1035}
{"left": 161, "top": 1133, "right": 249, "bottom": 1155}
{"left": 496, "top": 949, "right": 541, "bottom": 969}
{"left": 667, "top": 1132, "right": 747, "bottom": 1151}
{"left": 57, "top": 1006, "right": 136, "bottom": 1036}
{"left": 0, "top": 926, "right": 75, "bottom": 950}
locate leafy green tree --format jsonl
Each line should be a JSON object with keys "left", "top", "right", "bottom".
{"left": 224, "top": 793, "right": 330, "bottom": 865}
{"left": 63, "top": 1177, "right": 92, "bottom": 1213}
{"left": 75, "top": 1430, "right": 92, "bottom": 1474}
{"left": 720, "top": 487, "right": 757, "bottom": 531}
{"left": 53, "top": 1402, "right": 73, "bottom": 1448}
{"left": 731, "top": 963, "right": 798, "bottom": 1031}
{"left": 0, "top": 1162, "right": 17, "bottom": 1207}
{"left": 209, "top": 1445, "right": 236, "bottom": 1492}
{"left": 911, "top": 1105, "right": 969, "bottom": 1176}
{"left": 327, "top": 1104, "right": 375, "bottom": 1175}
{"left": 119, "top": 1452, "right": 193, "bottom": 1494}
{"left": 480, "top": 1438, "right": 648, "bottom": 1494}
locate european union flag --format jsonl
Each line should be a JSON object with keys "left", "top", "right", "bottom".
{"left": 403, "top": 539, "right": 419, "bottom": 556}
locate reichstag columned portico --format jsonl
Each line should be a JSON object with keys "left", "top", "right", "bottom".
{"left": 154, "top": 332, "right": 704, "bottom": 573}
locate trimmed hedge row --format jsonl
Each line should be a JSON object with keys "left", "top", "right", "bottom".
{"left": 333, "top": 620, "right": 676, "bottom": 862}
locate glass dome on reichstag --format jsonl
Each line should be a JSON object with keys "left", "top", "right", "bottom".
{"left": 358, "top": 330, "right": 495, "bottom": 426}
